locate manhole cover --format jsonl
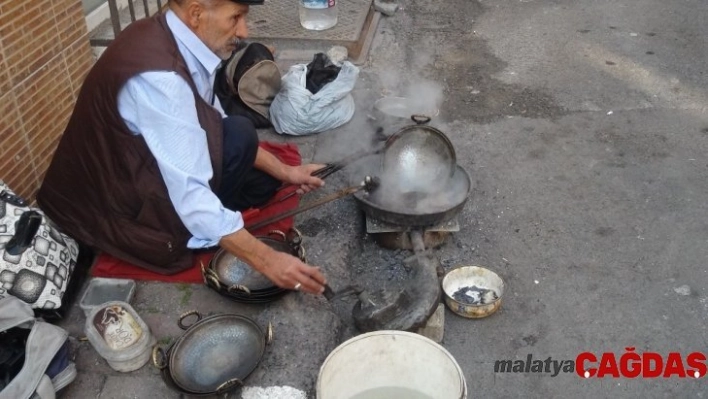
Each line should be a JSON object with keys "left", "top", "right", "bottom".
{"left": 248, "top": 0, "right": 373, "bottom": 42}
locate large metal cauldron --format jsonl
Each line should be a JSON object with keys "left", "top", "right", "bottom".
{"left": 355, "top": 117, "right": 469, "bottom": 228}
{"left": 354, "top": 164, "right": 471, "bottom": 228}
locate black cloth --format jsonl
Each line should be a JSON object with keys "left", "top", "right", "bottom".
{"left": 216, "top": 116, "right": 281, "bottom": 211}
{"left": 0, "top": 328, "right": 29, "bottom": 391}
{"left": 306, "top": 53, "right": 341, "bottom": 94}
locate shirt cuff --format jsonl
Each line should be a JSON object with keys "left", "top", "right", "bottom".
{"left": 186, "top": 208, "right": 244, "bottom": 249}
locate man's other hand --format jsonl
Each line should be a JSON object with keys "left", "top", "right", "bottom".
{"left": 286, "top": 164, "right": 326, "bottom": 194}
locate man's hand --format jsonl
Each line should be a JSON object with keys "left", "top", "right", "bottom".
{"left": 259, "top": 250, "right": 327, "bottom": 294}
{"left": 254, "top": 149, "right": 325, "bottom": 195}
{"left": 219, "top": 229, "right": 327, "bottom": 295}
{"left": 283, "top": 164, "right": 326, "bottom": 195}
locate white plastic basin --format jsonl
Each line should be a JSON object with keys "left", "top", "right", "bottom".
{"left": 317, "top": 331, "right": 467, "bottom": 399}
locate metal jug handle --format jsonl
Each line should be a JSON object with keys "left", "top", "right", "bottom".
{"left": 266, "top": 230, "right": 287, "bottom": 241}
{"left": 177, "top": 310, "right": 202, "bottom": 330}
{"left": 411, "top": 114, "right": 431, "bottom": 125}
{"left": 201, "top": 261, "right": 222, "bottom": 289}
{"left": 297, "top": 245, "right": 307, "bottom": 262}
{"left": 227, "top": 284, "right": 252, "bottom": 295}
{"left": 152, "top": 345, "right": 168, "bottom": 370}
{"left": 216, "top": 378, "right": 243, "bottom": 394}
{"left": 266, "top": 321, "right": 274, "bottom": 345}
{"left": 287, "top": 227, "right": 303, "bottom": 248}
{"left": 200, "top": 261, "right": 208, "bottom": 285}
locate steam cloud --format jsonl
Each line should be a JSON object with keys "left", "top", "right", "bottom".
{"left": 309, "top": 49, "right": 458, "bottom": 214}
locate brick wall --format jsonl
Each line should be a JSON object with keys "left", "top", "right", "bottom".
{"left": 1, "top": 0, "right": 93, "bottom": 200}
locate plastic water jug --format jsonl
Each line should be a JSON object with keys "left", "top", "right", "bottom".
{"left": 299, "top": 0, "right": 338, "bottom": 31}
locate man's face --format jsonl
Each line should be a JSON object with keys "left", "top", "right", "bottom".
{"left": 195, "top": 0, "right": 249, "bottom": 60}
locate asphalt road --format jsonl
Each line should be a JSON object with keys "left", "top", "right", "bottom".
{"left": 343, "top": 0, "right": 708, "bottom": 396}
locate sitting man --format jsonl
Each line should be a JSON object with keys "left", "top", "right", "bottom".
{"left": 37, "top": 0, "right": 327, "bottom": 295}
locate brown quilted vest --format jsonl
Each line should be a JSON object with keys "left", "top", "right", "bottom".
{"left": 37, "top": 13, "right": 223, "bottom": 274}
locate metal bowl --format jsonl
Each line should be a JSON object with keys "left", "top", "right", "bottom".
{"left": 441, "top": 266, "right": 505, "bottom": 319}
{"left": 205, "top": 232, "right": 305, "bottom": 302}
{"left": 154, "top": 312, "right": 268, "bottom": 395}
{"left": 211, "top": 244, "right": 283, "bottom": 291}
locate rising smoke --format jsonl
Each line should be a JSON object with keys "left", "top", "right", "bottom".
{"left": 307, "top": 50, "right": 459, "bottom": 213}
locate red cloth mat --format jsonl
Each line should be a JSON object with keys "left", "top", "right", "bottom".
{"left": 90, "top": 142, "right": 302, "bottom": 283}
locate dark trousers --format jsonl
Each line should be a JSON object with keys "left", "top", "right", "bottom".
{"left": 216, "top": 116, "right": 280, "bottom": 211}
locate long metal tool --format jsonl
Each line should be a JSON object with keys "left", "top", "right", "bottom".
{"left": 273, "top": 162, "right": 349, "bottom": 203}
{"left": 245, "top": 177, "right": 379, "bottom": 232}
{"left": 271, "top": 128, "right": 390, "bottom": 204}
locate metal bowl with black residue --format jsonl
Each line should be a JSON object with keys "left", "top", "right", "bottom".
{"left": 442, "top": 266, "right": 505, "bottom": 319}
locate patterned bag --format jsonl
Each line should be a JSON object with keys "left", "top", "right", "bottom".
{"left": 0, "top": 180, "right": 80, "bottom": 310}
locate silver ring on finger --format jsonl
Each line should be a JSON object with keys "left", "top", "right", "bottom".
{"left": 294, "top": 282, "right": 302, "bottom": 291}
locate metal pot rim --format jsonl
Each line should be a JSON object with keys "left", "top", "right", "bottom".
{"left": 353, "top": 165, "right": 471, "bottom": 227}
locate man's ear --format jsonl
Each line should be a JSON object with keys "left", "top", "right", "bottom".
{"left": 184, "top": 0, "right": 204, "bottom": 29}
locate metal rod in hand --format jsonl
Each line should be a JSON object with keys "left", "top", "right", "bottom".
{"left": 328, "top": 143, "right": 387, "bottom": 173}
{"left": 271, "top": 140, "right": 388, "bottom": 204}
{"left": 316, "top": 162, "right": 346, "bottom": 179}
{"left": 314, "top": 163, "right": 340, "bottom": 177}
{"left": 271, "top": 162, "right": 346, "bottom": 205}
{"left": 245, "top": 178, "right": 377, "bottom": 232}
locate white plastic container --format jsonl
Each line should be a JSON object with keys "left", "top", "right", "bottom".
{"left": 79, "top": 278, "right": 136, "bottom": 318}
{"left": 85, "top": 301, "right": 156, "bottom": 372}
{"left": 299, "top": 0, "right": 338, "bottom": 31}
{"left": 317, "top": 331, "right": 467, "bottom": 399}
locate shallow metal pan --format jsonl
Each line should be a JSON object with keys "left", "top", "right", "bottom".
{"left": 203, "top": 229, "right": 305, "bottom": 303}
{"left": 153, "top": 312, "right": 270, "bottom": 396}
